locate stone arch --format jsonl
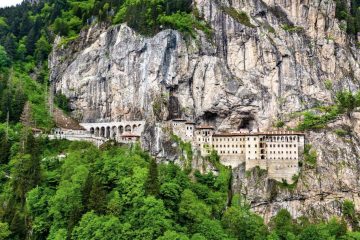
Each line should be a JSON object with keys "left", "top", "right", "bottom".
{"left": 100, "top": 127, "right": 105, "bottom": 137}
{"left": 118, "top": 126, "right": 124, "bottom": 135}
{"left": 125, "top": 125, "right": 131, "bottom": 132}
{"left": 133, "top": 124, "right": 138, "bottom": 132}
{"left": 95, "top": 127, "right": 100, "bottom": 137}
{"left": 106, "top": 126, "right": 111, "bottom": 138}
{"left": 90, "top": 128, "right": 95, "bottom": 135}
{"left": 112, "top": 126, "right": 117, "bottom": 139}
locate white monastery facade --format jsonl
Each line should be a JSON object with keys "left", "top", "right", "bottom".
{"left": 171, "top": 119, "right": 305, "bottom": 182}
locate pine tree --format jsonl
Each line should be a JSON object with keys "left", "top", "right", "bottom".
{"left": 145, "top": 158, "right": 160, "bottom": 196}
{"left": 0, "top": 131, "right": 11, "bottom": 164}
{"left": 19, "top": 101, "right": 33, "bottom": 128}
{"left": 88, "top": 177, "right": 107, "bottom": 214}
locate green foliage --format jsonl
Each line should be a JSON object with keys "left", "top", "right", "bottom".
{"left": 274, "top": 120, "right": 285, "bottom": 128}
{"left": 220, "top": 6, "right": 255, "bottom": 28}
{"left": 298, "top": 224, "right": 331, "bottom": 240}
{"left": 0, "top": 222, "right": 11, "bottom": 240}
{"left": 72, "top": 211, "right": 130, "bottom": 239}
{"left": 269, "top": 209, "right": 295, "bottom": 240}
{"left": 282, "top": 24, "right": 304, "bottom": 32}
{"left": 34, "top": 35, "right": 52, "bottom": 63}
{"left": 296, "top": 90, "right": 360, "bottom": 131}
{"left": 324, "top": 80, "right": 333, "bottom": 90}
{"left": 335, "top": 128, "right": 350, "bottom": 137}
{"left": 335, "top": 0, "right": 360, "bottom": 35}
{"left": 158, "top": 12, "right": 212, "bottom": 38}
{"left": 113, "top": 0, "right": 209, "bottom": 37}
{"left": 171, "top": 134, "right": 193, "bottom": 171}
{"left": 303, "top": 144, "right": 317, "bottom": 167}
{"left": 341, "top": 199, "right": 359, "bottom": 231}
{"left": 54, "top": 93, "right": 71, "bottom": 113}
{"left": 222, "top": 206, "right": 268, "bottom": 240}
{"left": 145, "top": 158, "right": 160, "bottom": 196}
{"left": 0, "top": 46, "right": 11, "bottom": 69}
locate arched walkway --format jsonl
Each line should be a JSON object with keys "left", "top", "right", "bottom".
{"left": 100, "top": 127, "right": 105, "bottom": 137}
{"left": 112, "top": 126, "right": 117, "bottom": 139}
{"left": 106, "top": 126, "right": 111, "bottom": 138}
{"left": 118, "top": 126, "right": 124, "bottom": 135}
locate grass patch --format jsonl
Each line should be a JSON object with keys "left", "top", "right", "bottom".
{"left": 159, "top": 12, "right": 213, "bottom": 39}
{"left": 276, "top": 174, "right": 299, "bottom": 191}
{"left": 58, "top": 34, "right": 79, "bottom": 48}
{"left": 274, "top": 120, "right": 285, "bottom": 128}
{"left": 303, "top": 144, "right": 317, "bottom": 168}
{"left": 171, "top": 134, "right": 193, "bottom": 172}
{"left": 334, "top": 129, "right": 350, "bottom": 137}
{"left": 282, "top": 24, "right": 304, "bottom": 33}
{"left": 220, "top": 6, "right": 255, "bottom": 28}
{"left": 12, "top": 64, "right": 54, "bottom": 130}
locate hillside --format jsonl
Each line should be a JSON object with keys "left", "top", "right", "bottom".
{"left": 0, "top": 0, "right": 360, "bottom": 239}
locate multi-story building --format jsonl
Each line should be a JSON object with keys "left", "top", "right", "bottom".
{"left": 172, "top": 119, "right": 305, "bottom": 182}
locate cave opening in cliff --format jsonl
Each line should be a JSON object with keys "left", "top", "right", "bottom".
{"left": 238, "top": 117, "right": 254, "bottom": 130}
{"left": 203, "top": 111, "right": 218, "bottom": 123}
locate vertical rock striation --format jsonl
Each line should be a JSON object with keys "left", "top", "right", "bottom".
{"left": 49, "top": 0, "right": 360, "bottom": 221}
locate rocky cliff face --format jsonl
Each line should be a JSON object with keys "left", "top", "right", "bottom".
{"left": 49, "top": 0, "right": 360, "bottom": 221}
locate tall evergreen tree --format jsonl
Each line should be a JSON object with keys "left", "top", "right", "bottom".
{"left": 145, "top": 158, "right": 160, "bottom": 197}
{"left": 0, "top": 131, "right": 11, "bottom": 164}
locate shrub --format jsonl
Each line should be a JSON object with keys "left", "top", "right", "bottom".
{"left": 303, "top": 144, "right": 317, "bottom": 167}
{"left": 324, "top": 80, "right": 333, "bottom": 90}
{"left": 159, "top": 12, "right": 212, "bottom": 38}
{"left": 54, "top": 93, "right": 70, "bottom": 113}
{"left": 282, "top": 24, "right": 304, "bottom": 33}
{"left": 274, "top": 120, "right": 285, "bottom": 128}
{"left": 220, "top": 6, "right": 255, "bottom": 28}
{"left": 334, "top": 129, "right": 349, "bottom": 137}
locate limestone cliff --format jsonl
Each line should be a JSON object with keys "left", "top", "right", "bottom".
{"left": 49, "top": 0, "right": 360, "bottom": 221}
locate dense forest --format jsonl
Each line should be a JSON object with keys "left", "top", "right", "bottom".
{"left": 0, "top": 0, "right": 359, "bottom": 239}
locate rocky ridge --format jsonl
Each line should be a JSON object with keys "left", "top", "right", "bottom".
{"left": 49, "top": 0, "right": 360, "bottom": 221}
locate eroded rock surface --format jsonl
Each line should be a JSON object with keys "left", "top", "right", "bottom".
{"left": 50, "top": 0, "right": 360, "bottom": 221}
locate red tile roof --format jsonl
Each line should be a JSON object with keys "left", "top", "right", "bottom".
{"left": 196, "top": 125, "right": 215, "bottom": 129}
{"left": 213, "top": 131, "right": 304, "bottom": 137}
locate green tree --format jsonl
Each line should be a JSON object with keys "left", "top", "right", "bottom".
{"left": 0, "top": 222, "right": 11, "bottom": 240}
{"left": 0, "top": 45, "right": 11, "bottom": 68}
{"left": 131, "top": 196, "right": 172, "bottom": 239}
{"left": 145, "top": 158, "right": 160, "bottom": 196}
{"left": 0, "top": 131, "right": 11, "bottom": 164}
{"left": 107, "top": 191, "right": 123, "bottom": 216}
{"left": 87, "top": 177, "right": 107, "bottom": 214}
{"left": 193, "top": 219, "right": 228, "bottom": 240}
{"left": 222, "top": 206, "right": 268, "bottom": 240}
{"left": 34, "top": 35, "right": 51, "bottom": 63}
{"left": 298, "top": 224, "right": 331, "bottom": 240}
{"left": 157, "top": 230, "right": 189, "bottom": 240}
{"left": 179, "top": 189, "right": 211, "bottom": 225}
{"left": 327, "top": 217, "right": 347, "bottom": 238}
{"left": 72, "top": 211, "right": 130, "bottom": 240}
{"left": 269, "top": 209, "right": 295, "bottom": 240}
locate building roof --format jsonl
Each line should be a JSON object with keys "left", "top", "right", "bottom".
{"left": 196, "top": 125, "right": 215, "bottom": 129}
{"left": 185, "top": 121, "right": 196, "bottom": 125}
{"left": 213, "top": 131, "right": 304, "bottom": 137}
{"left": 213, "top": 132, "right": 248, "bottom": 137}
{"left": 120, "top": 134, "right": 140, "bottom": 137}
{"left": 255, "top": 131, "right": 304, "bottom": 136}
{"left": 171, "top": 119, "right": 187, "bottom": 122}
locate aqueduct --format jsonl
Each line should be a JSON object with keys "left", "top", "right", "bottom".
{"left": 80, "top": 121, "right": 145, "bottom": 140}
